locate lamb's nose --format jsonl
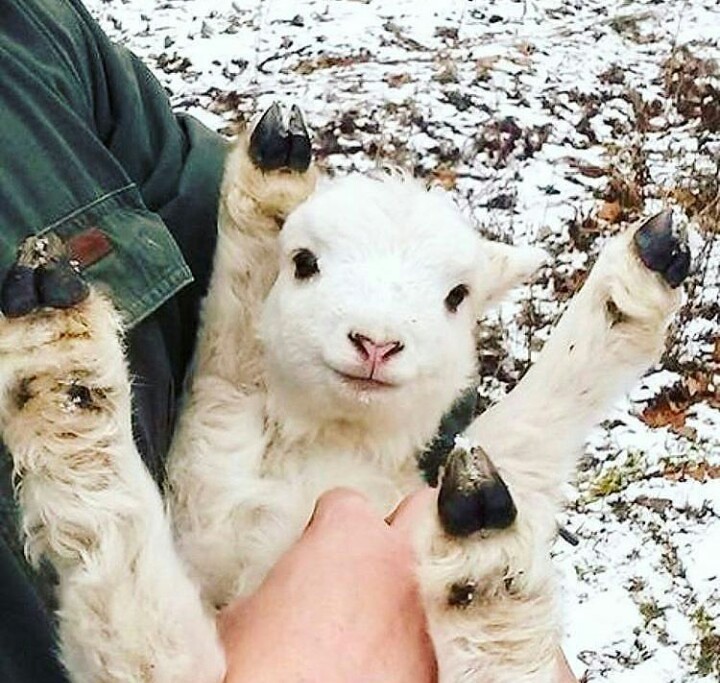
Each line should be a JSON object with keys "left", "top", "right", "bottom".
{"left": 348, "top": 331, "right": 404, "bottom": 366}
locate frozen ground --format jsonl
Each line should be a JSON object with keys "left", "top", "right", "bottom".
{"left": 85, "top": 0, "right": 719, "bottom": 680}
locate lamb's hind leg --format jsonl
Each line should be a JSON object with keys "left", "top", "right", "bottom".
{"left": 0, "top": 236, "right": 223, "bottom": 683}
{"left": 418, "top": 212, "right": 690, "bottom": 683}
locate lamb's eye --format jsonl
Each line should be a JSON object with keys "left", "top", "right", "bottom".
{"left": 445, "top": 284, "right": 469, "bottom": 313}
{"left": 292, "top": 249, "right": 319, "bottom": 280}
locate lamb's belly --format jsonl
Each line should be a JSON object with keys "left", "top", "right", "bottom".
{"left": 231, "top": 453, "right": 425, "bottom": 597}
{"left": 294, "top": 455, "right": 423, "bottom": 516}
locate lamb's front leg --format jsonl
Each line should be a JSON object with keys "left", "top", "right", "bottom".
{"left": 169, "top": 103, "right": 318, "bottom": 606}
{"left": 0, "top": 237, "right": 224, "bottom": 683}
{"left": 194, "top": 102, "right": 319, "bottom": 388}
{"left": 467, "top": 210, "right": 689, "bottom": 493}
{"left": 418, "top": 212, "right": 690, "bottom": 683}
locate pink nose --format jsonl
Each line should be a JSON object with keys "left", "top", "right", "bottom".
{"left": 348, "top": 332, "right": 404, "bottom": 367}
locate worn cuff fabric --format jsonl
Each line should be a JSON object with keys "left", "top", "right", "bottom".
{"left": 0, "top": 0, "right": 228, "bottom": 327}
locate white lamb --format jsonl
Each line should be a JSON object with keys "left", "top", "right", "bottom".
{"left": 0, "top": 103, "right": 690, "bottom": 683}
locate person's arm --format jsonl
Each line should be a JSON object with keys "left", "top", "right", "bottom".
{"left": 557, "top": 652, "right": 578, "bottom": 683}
{"left": 218, "top": 488, "right": 578, "bottom": 683}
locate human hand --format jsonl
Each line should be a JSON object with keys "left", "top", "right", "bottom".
{"left": 218, "top": 487, "right": 437, "bottom": 683}
{"left": 218, "top": 487, "right": 578, "bottom": 683}
{"left": 557, "top": 651, "right": 579, "bottom": 683}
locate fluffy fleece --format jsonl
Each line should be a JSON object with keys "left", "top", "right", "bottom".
{"left": 169, "top": 128, "right": 683, "bottom": 681}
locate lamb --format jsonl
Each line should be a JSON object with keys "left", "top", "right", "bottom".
{"left": 0, "top": 102, "right": 690, "bottom": 683}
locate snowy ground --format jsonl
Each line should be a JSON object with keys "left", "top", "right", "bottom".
{"left": 85, "top": 0, "right": 719, "bottom": 680}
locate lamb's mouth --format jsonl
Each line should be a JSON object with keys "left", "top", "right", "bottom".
{"left": 329, "top": 368, "right": 398, "bottom": 390}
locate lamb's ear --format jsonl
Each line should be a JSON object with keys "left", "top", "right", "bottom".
{"left": 474, "top": 240, "right": 548, "bottom": 312}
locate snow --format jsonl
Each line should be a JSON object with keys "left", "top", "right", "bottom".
{"left": 84, "top": 0, "right": 720, "bottom": 680}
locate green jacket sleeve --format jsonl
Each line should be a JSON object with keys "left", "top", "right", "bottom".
{"left": 0, "top": 0, "right": 228, "bottom": 327}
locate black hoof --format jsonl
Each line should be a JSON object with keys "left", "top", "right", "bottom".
{"left": 1, "top": 264, "right": 37, "bottom": 318}
{"left": 249, "top": 102, "right": 312, "bottom": 173}
{"left": 1, "top": 235, "right": 89, "bottom": 318}
{"left": 437, "top": 446, "right": 517, "bottom": 538}
{"left": 287, "top": 105, "right": 312, "bottom": 172}
{"left": 36, "top": 263, "right": 89, "bottom": 310}
{"left": 633, "top": 211, "right": 691, "bottom": 288}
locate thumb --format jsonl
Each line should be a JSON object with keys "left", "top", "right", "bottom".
{"left": 305, "top": 487, "right": 373, "bottom": 532}
{"left": 217, "top": 595, "right": 251, "bottom": 640}
{"left": 385, "top": 487, "right": 437, "bottom": 537}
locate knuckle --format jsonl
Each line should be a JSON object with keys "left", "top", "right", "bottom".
{"left": 313, "top": 487, "right": 371, "bottom": 521}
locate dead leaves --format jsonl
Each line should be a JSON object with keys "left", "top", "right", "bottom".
{"left": 475, "top": 118, "right": 552, "bottom": 168}
{"left": 567, "top": 211, "right": 601, "bottom": 251}
{"left": 552, "top": 268, "right": 588, "bottom": 301}
{"left": 670, "top": 178, "right": 720, "bottom": 230}
{"left": 384, "top": 72, "right": 411, "bottom": 88}
{"left": 640, "top": 370, "right": 720, "bottom": 438}
{"left": 604, "top": 168, "right": 645, "bottom": 212}
{"left": 156, "top": 52, "right": 192, "bottom": 74}
{"left": 206, "top": 89, "right": 246, "bottom": 116}
{"left": 663, "top": 47, "right": 720, "bottom": 131}
{"left": 598, "top": 63, "right": 626, "bottom": 86}
{"left": 565, "top": 158, "right": 608, "bottom": 179}
{"left": 431, "top": 166, "right": 457, "bottom": 190}
{"left": 598, "top": 201, "right": 623, "bottom": 224}
{"left": 663, "top": 460, "right": 720, "bottom": 483}
{"left": 594, "top": 169, "right": 646, "bottom": 225}
{"left": 641, "top": 391, "right": 688, "bottom": 432}
{"left": 294, "top": 50, "right": 371, "bottom": 75}
{"left": 622, "top": 89, "right": 664, "bottom": 134}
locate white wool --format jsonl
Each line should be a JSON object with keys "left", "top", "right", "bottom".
{"left": 169, "top": 142, "right": 681, "bottom": 682}
{"left": 0, "top": 295, "right": 224, "bottom": 683}
{"left": 169, "top": 148, "right": 548, "bottom": 603}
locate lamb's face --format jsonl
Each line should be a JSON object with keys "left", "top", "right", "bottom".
{"left": 261, "top": 174, "right": 544, "bottom": 435}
